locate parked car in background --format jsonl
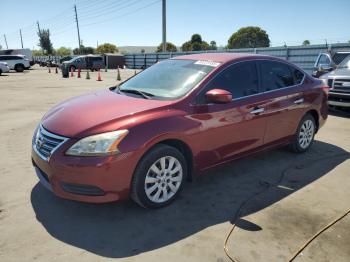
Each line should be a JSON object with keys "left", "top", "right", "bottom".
{"left": 312, "top": 51, "right": 350, "bottom": 78}
{"left": 59, "top": 56, "right": 73, "bottom": 64}
{"left": 0, "top": 55, "right": 30, "bottom": 72}
{"left": 320, "top": 54, "right": 350, "bottom": 108}
{"left": 0, "top": 62, "right": 10, "bottom": 75}
{"left": 0, "top": 48, "right": 33, "bottom": 65}
{"left": 62, "top": 55, "right": 104, "bottom": 71}
{"left": 32, "top": 53, "right": 328, "bottom": 208}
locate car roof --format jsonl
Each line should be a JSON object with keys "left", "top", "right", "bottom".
{"left": 172, "top": 52, "right": 273, "bottom": 63}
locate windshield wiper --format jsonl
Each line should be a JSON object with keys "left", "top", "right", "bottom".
{"left": 120, "top": 89, "right": 154, "bottom": 99}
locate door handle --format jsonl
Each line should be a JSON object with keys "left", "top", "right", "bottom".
{"left": 250, "top": 107, "right": 265, "bottom": 114}
{"left": 294, "top": 98, "right": 304, "bottom": 104}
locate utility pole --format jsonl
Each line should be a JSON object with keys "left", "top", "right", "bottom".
{"left": 74, "top": 5, "right": 82, "bottom": 54}
{"left": 20, "top": 29, "right": 23, "bottom": 48}
{"left": 4, "top": 34, "right": 8, "bottom": 49}
{"left": 162, "top": 0, "right": 166, "bottom": 52}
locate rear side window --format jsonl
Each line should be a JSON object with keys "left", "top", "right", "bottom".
{"left": 259, "top": 61, "right": 294, "bottom": 91}
{"left": 205, "top": 61, "right": 259, "bottom": 99}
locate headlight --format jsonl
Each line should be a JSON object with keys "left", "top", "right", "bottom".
{"left": 66, "top": 130, "right": 129, "bottom": 156}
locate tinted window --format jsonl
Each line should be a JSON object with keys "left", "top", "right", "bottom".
{"left": 91, "top": 57, "right": 102, "bottom": 61}
{"left": 205, "top": 61, "right": 258, "bottom": 99}
{"left": 259, "top": 61, "right": 294, "bottom": 91}
{"left": 0, "top": 56, "right": 9, "bottom": 60}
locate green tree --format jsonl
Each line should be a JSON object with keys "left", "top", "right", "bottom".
{"left": 32, "top": 49, "right": 44, "bottom": 56}
{"left": 96, "top": 43, "right": 118, "bottom": 54}
{"left": 156, "top": 42, "right": 178, "bottom": 52}
{"left": 227, "top": 26, "right": 270, "bottom": 49}
{"left": 181, "top": 34, "right": 210, "bottom": 51}
{"left": 37, "top": 29, "right": 54, "bottom": 54}
{"left": 302, "top": 40, "right": 310, "bottom": 46}
{"left": 181, "top": 41, "right": 192, "bottom": 51}
{"left": 209, "top": 41, "right": 217, "bottom": 50}
{"left": 73, "top": 46, "right": 95, "bottom": 55}
{"left": 55, "top": 47, "right": 72, "bottom": 56}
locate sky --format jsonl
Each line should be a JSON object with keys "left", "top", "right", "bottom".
{"left": 1, "top": 0, "right": 350, "bottom": 50}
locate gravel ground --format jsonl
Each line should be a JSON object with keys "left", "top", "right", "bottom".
{"left": 0, "top": 66, "right": 349, "bottom": 262}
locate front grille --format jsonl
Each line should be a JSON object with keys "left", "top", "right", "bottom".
{"left": 332, "top": 78, "right": 350, "bottom": 93}
{"left": 33, "top": 126, "right": 68, "bottom": 161}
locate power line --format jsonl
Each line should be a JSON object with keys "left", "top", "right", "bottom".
{"left": 79, "top": 0, "right": 144, "bottom": 21}
{"left": 80, "top": 0, "right": 161, "bottom": 27}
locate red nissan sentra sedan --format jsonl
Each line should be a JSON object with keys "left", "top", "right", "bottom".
{"left": 32, "top": 53, "right": 328, "bottom": 208}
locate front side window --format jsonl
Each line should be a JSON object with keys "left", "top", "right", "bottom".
{"left": 318, "top": 54, "right": 331, "bottom": 65}
{"left": 259, "top": 61, "right": 294, "bottom": 91}
{"left": 119, "top": 59, "right": 216, "bottom": 99}
{"left": 204, "top": 61, "right": 259, "bottom": 99}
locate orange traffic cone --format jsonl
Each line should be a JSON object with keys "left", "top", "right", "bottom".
{"left": 55, "top": 67, "right": 58, "bottom": 74}
{"left": 48, "top": 67, "right": 51, "bottom": 73}
{"left": 77, "top": 67, "right": 81, "bottom": 78}
{"left": 97, "top": 68, "right": 102, "bottom": 81}
{"left": 70, "top": 67, "right": 74, "bottom": 77}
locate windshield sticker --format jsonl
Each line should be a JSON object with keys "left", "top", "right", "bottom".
{"left": 194, "top": 60, "right": 221, "bottom": 67}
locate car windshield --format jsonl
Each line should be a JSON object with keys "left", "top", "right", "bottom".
{"left": 337, "top": 55, "right": 350, "bottom": 69}
{"left": 118, "top": 59, "right": 217, "bottom": 99}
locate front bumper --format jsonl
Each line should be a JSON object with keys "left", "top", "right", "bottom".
{"left": 31, "top": 145, "right": 140, "bottom": 203}
{"left": 328, "top": 92, "right": 350, "bottom": 108}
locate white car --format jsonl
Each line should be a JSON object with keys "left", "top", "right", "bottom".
{"left": 0, "top": 62, "right": 10, "bottom": 75}
{"left": 0, "top": 55, "right": 30, "bottom": 72}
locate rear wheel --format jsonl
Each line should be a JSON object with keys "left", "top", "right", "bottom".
{"left": 131, "top": 144, "right": 187, "bottom": 208}
{"left": 15, "top": 64, "right": 24, "bottom": 72}
{"left": 290, "top": 114, "right": 316, "bottom": 153}
{"left": 0, "top": 69, "right": 2, "bottom": 75}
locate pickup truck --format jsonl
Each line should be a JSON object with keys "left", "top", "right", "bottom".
{"left": 312, "top": 51, "right": 350, "bottom": 78}
{"left": 320, "top": 54, "right": 350, "bottom": 108}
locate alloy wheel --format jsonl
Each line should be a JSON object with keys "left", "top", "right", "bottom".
{"left": 298, "top": 119, "right": 315, "bottom": 149}
{"left": 144, "top": 156, "right": 183, "bottom": 203}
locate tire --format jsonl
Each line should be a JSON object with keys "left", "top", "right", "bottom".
{"left": 290, "top": 113, "right": 316, "bottom": 153}
{"left": 131, "top": 144, "right": 187, "bottom": 208}
{"left": 0, "top": 69, "right": 2, "bottom": 75}
{"left": 15, "top": 64, "right": 24, "bottom": 72}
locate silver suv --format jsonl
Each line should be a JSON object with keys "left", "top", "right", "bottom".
{"left": 62, "top": 55, "right": 104, "bottom": 72}
{"left": 320, "top": 55, "right": 350, "bottom": 108}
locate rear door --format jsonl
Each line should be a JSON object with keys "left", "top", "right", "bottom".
{"left": 257, "top": 60, "right": 306, "bottom": 145}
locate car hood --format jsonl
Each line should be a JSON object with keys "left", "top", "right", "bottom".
{"left": 42, "top": 89, "right": 172, "bottom": 138}
{"left": 320, "top": 68, "right": 350, "bottom": 79}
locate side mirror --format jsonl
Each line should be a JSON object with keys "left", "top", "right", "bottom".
{"left": 205, "top": 89, "right": 232, "bottom": 104}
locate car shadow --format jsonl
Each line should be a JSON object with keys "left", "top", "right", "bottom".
{"left": 30, "top": 140, "right": 349, "bottom": 258}
{"left": 329, "top": 107, "right": 350, "bottom": 118}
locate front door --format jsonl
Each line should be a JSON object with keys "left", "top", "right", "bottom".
{"left": 190, "top": 61, "right": 268, "bottom": 169}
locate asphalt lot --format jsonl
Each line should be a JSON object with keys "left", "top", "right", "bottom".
{"left": 0, "top": 66, "right": 349, "bottom": 262}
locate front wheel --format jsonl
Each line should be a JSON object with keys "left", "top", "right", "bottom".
{"left": 131, "top": 144, "right": 187, "bottom": 208}
{"left": 290, "top": 114, "right": 316, "bottom": 153}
